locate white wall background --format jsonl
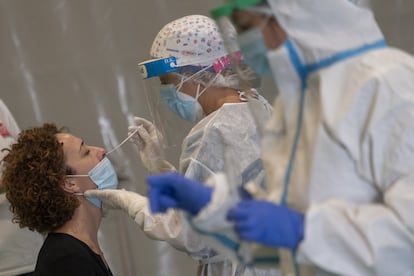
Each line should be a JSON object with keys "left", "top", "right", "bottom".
{"left": 0, "top": 1, "right": 413, "bottom": 275}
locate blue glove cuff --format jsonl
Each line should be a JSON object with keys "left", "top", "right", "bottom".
{"left": 189, "top": 186, "right": 212, "bottom": 216}
{"left": 291, "top": 211, "right": 305, "bottom": 250}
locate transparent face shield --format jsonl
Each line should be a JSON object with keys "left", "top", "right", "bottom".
{"left": 138, "top": 57, "right": 225, "bottom": 135}
{"left": 137, "top": 57, "right": 188, "bottom": 154}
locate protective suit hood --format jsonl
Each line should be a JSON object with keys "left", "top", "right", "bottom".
{"left": 267, "top": 0, "right": 384, "bottom": 77}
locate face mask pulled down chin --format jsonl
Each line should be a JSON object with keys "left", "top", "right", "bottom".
{"left": 70, "top": 157, "right": 118, "bottom": 208}
{"left": 238, "top": 27, "right": 272, "bottom": 76}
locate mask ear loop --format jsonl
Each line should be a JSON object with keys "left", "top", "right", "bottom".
{"left": 174, "top": 63, "right": 215, "bottom": 90}
{"left": 175, "top": 75, "right": 186, "bottom": 92}
{"left": 66, "top": 174, "right": 89, "bottom": 177}
{"left": 195, "top": 72, "right": 222, "bottom": 100}
{"left": 174, "top": 63, "right": 221, "bottom": 103}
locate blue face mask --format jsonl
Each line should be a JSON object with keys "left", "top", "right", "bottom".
{"left": 68, "top": 157, "right": 118, "bottom": 208}
{"left": 160, "top": 84, "right": 204, "bottom": 123}
{"left": 238, "top": 27, "right": 271, "bottom": 76}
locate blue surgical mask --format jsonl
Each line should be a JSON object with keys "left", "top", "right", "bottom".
{"left": 160, "top": 84, "right": 204, "bottom": 123}
{"left": 68, "top": 157, "right": 118, "bottom": 208}
{"left": 238, "top": 27, "right": 271, "bottom": 76}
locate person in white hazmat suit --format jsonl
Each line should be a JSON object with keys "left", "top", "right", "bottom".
{"left": 0, "top": 99, "right": 43, "bottom": 276}
{"left": 145, "top": 0, "right": 414, "bottom": 275}
{"left": 86, "top": 15, "right": 279, "bottom": 276}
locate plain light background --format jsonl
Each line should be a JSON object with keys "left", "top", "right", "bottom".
{"left": 0, "top": 1, "right": 413, "bottom": 275}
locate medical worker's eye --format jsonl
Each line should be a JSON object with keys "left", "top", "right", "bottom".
{"left": 159, "top": 75, "right": 169, "bottom": 84}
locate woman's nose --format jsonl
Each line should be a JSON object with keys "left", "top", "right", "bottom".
{"left": 97, "top": 148, "right": 106, "bottom": 160}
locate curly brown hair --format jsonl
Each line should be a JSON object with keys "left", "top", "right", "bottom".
{"left": 3, "top": 123, "right": 79, "bottom": 234}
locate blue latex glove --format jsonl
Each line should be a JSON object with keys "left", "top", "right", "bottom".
{"left": 146, "top": 172, "right": 212, "bottom": 215}
{"left": 227, "top": 199, "right": 304, "bottom": 250}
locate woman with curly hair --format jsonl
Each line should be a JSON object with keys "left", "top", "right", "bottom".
{"left": 2, "top": 123, "right": 115, "bottom": 276}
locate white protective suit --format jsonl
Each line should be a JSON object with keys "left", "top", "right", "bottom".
{"left": 0, "top": 99, "right": 43, "bottom": 276}
{"left": 179, "top": 101, "right": 276, "bottom": 276}
{"left": 188, "top": 0, "right": 414, "bottom": 275}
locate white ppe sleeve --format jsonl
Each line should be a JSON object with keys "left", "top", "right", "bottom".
{"left": 84, "top": 189, "right": 207, "bottom": 254}
{"left": 297, "top": 62, "right": 414, "bottom": 276}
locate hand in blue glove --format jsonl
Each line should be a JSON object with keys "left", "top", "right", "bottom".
{"left": 146, "top": 172, "right": 212, "bottom": 216}
{"left": 227, "top": 199, "right": 304, "bottom": 250}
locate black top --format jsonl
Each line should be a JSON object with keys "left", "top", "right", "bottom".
{"left": 34, "top": 233, "right": 113, "bottom": 276}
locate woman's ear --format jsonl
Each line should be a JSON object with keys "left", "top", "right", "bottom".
{"left": 62, "top": 178, "right": 78, "bottom": 193}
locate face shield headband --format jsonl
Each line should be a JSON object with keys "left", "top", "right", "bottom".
{"left": 138, "top": 53, "right": 242, "bottom": 79}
